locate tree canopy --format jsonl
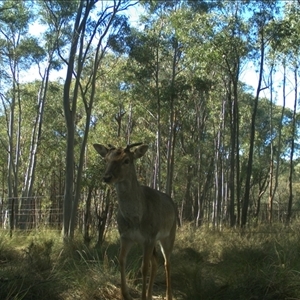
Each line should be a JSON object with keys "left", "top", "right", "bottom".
{"left": 1, "top": 0, "right": 300, "bottom": 237}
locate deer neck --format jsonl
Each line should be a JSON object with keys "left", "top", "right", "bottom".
{"left": 114, "top": 172, "right": 144, "bottom": 224}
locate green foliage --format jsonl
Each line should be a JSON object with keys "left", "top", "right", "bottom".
{"left": 1, "top": 0, "right": 300, "bottom": 236}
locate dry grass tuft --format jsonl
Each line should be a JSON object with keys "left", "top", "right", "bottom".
{"left": 1, "top": 223, "right": 300, "bottom": 299}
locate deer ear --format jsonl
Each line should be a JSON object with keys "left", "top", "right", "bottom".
{"left": 93, "top": 144, "right": 108, "bottom": 158}
{"left": 134, "top": 144, "right": 148, "bottom": 159}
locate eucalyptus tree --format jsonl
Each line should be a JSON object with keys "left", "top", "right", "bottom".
{"left": 265, "top": 15, "right": 292, "bottom": 223}
{"left": 241, "top": 0, "right": 281, "bottom": 227}
{"left": 0, "top": 0, "right": 46, "bottom": 230}
{"left": 206, "top": 1, "right": 250, "bottom": 226}
{"left": 278, "top": 2, "right": 300, "bottom": 224}
{"left": 108, "top": 0, "right": 300, "bottom": 228}
{"left": 247, "top": 1, "right": 300, "bottom": 224}
{"left": 42, "top": 0, "right": 135, "bottom": 238}
{"left": 169, "top": 1, "right": 250, "bottom": 226}
{"left": 21, "top": 1, "right": 63, "bottom": 201}
{"left": 111, "top": 1, "right": 186, "bottom": 196}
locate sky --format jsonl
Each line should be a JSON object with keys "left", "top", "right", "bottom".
{"left": 25, "top": 2, "right": 144, "bottom": 83}
{"left": 240, "top": 62, "right": 296, "bottom": 110}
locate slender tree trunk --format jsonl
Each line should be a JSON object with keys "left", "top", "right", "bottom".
{"left": 272, "top": 62, "right": 286, "bottom": 210}
{"left": 233, "top": 75, "right": 240, "bottom": 226}
{"left": 7, "top": 93, "right": 15, "bottom": 232}
{"left": 166, "top": 98, "right": 175, "bottom": 196}
{"left": 241, "top": 28, "right": 265, "bottom": 228}
{"left": 254, "top": 172, "right": 268, "bottom": 225}
{"left": 223, "top": 38, "right": 240, "bottom": 227}
{"left": 214, "top": 129, "right": 221, "bottom": 225}
{"left": 228, "top": 80, "right": 236, "bottom": 227}
{"left": 96, "top": 188, "right": 111, "bottom": 248}
{"left": 166, "top": 38, "right": 181, "bottom": 196}
{"left": 15, "top": 82, "right": 21, "bottom": 227}
{"left": 286, "top": 66, "right": 298, "bottom": 224}
{"left": 63, "top": 1, "right": 85, "bottom": 238}
{"left": 83, "top": 187, "right": 93, "bottom": 245}
{"left": 153, "top": 28, "right": 161, "bottom": 191}
{"left": 126, "top": 102, "right": 133, "bottom": 144}
{"left": 182, "top": 166, "right": 193, "bottom": 222}
{"left": 66, "top": 0, "right": 123, "bottom": 238}
{"left": 268, "top": 64, "right": 274, "bottom": 224}
{"left": 7, "top": 65, "right": 21, "bottom": 231}
{"left": 20, "top": 62, "right": 51, "bottom": 228}
{"left": 214, "top": 96, "right": 225, "bottom": 226}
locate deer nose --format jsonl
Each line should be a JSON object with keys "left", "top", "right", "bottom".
{"left": 103, "top": 174, "right": 113, "bottom": 183}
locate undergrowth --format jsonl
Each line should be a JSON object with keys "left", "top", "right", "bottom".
{"left": 1, "top": 224, "right": 300, "bottom": 299}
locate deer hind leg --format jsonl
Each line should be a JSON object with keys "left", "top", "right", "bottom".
{"left": 159, "top": 236, "right": 175, "bottom": 300}
{"left": 147, "top": 247, "right": 158, "bottom": 300}
{"left": 141, "top": 243, "right": 155, "bottom": 300}
{"left": 119, "top": 238, "right": 133, "bottom": 300}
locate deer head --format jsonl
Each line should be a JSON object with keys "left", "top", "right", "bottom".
{"left": 93, "top": 143, "right": 148, "bottom": 184}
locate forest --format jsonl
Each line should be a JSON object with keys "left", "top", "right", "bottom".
{"left": 2, "top": 1, "right": 300, "bottom": 299}
{"left": 1, "top": 0, "right": 300, "bottom": 240}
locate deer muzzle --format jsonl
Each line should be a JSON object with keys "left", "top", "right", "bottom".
{"left": 103, "top": 174, "right": 113, "bottom": 183}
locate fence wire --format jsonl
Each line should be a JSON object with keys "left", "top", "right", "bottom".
{"left": 1, "top": 196, "right": 300, "bottom": 232}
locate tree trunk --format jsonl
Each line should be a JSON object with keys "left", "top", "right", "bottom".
{"left": 83, "top": 187, "right": 93, "bottom": 245}
{"left": 286, "top": 66, "right": 298, "bottom": 224}
{"left": 272, "top": 62, "right": 286, "bottom": 217}
{"left": 63, "top": 0, "right": 128, "bottom": 239}
{"left": 96, "top": 188, "right": 111, "bottom": 248}
{"left": 166, "top": 38, "right": 181, "bottom": 196}
{"left": 20, "top": 62, "right": 51, "bottom": 228}
{"left": 7, "top": 69, "right": 22, "bottom": 231}
{"left": 63, "top": 0, "right": 85, "bottom": 238}
{"left": 241, "top": 27, "right": 265, "bottom": 228}
{"left": 228, "top": 80, "right": 236, "bottom": 227}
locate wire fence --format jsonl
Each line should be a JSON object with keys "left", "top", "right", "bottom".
{"left": 0, "top": 195, "right": 64, "bottom": 230}
{"left": 1, "top": 195, "right": 300, "bottom": 231}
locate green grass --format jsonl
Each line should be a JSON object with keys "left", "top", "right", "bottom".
{"left": 1, "top": 224, "right": 300, "bottom": 299}
{"left": 172, "top": 224, "right": 300, "bottom": 299}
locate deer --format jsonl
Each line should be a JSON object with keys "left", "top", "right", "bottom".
{"left": 93, "top": 142, "right": 177, "bottom": 300}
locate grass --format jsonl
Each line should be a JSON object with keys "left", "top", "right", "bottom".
{"left": 1, "top": 224, "right": 300, "bottom": 299}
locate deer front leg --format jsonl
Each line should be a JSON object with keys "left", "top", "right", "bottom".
{"left": 147, "top": 248, "right": 158, "bottom": 300}
{"left": 142, "top": 243, "right": 155, "bottom": 300}
{"left": 119, "top": 238, "right": 133, "bottom": 300}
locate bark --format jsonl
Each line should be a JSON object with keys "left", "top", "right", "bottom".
{"left": 271, "top": 62, "right": 286, "bottom": 217}
{"left": 20, "top": 61, "right": 52, "bottom": 228}
{"left": 64, "top": 0, "right": 130, "bottom": 239}
{"left": 267, "top": 63, "right": 275, "bottom": 224}
{"left": 228, "top": 80, "right": 236, "bottom": 227}
{"left": 7, "top": 64, "right": 22, "bottom": 231}
{"left": 153, "top": 71, "right": 161, "bottom": 190}
{"left": 95, "top": 188, "right": 111, "bottom": 248}
{"left": 166, "top": 38, "right": 181, "bottom": 196}
{"left": 63, "top": 0, "right": 86, "bottom": 238}
{"left": 241, "top": 26, "right": 265, "bottom": 228}
{"left": 182, "top": 166, "right": 193, "bottom": 222}
{"left": 254, "top": 171, "right": 268, "bottom": 224}
{"left": 83, "top": 187, "right": 93, "bottom": 245}
{"left": 286, "top": 67, "right": 298, "bottom": 224}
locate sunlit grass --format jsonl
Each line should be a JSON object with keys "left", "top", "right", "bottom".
{"left": 1, "top": 223, "right": 300, "bottom": 299}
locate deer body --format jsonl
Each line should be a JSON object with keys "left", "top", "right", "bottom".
{"left": 93, "top": 143, "right": 176, "bottom": 300}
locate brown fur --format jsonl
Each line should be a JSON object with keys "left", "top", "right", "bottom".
{"left": 93, "top": 143, "right": 176, "bottom": 300}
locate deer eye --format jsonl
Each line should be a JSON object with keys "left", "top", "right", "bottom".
{"left": 123, "top": 158, "right": 130, "bottom": 164}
